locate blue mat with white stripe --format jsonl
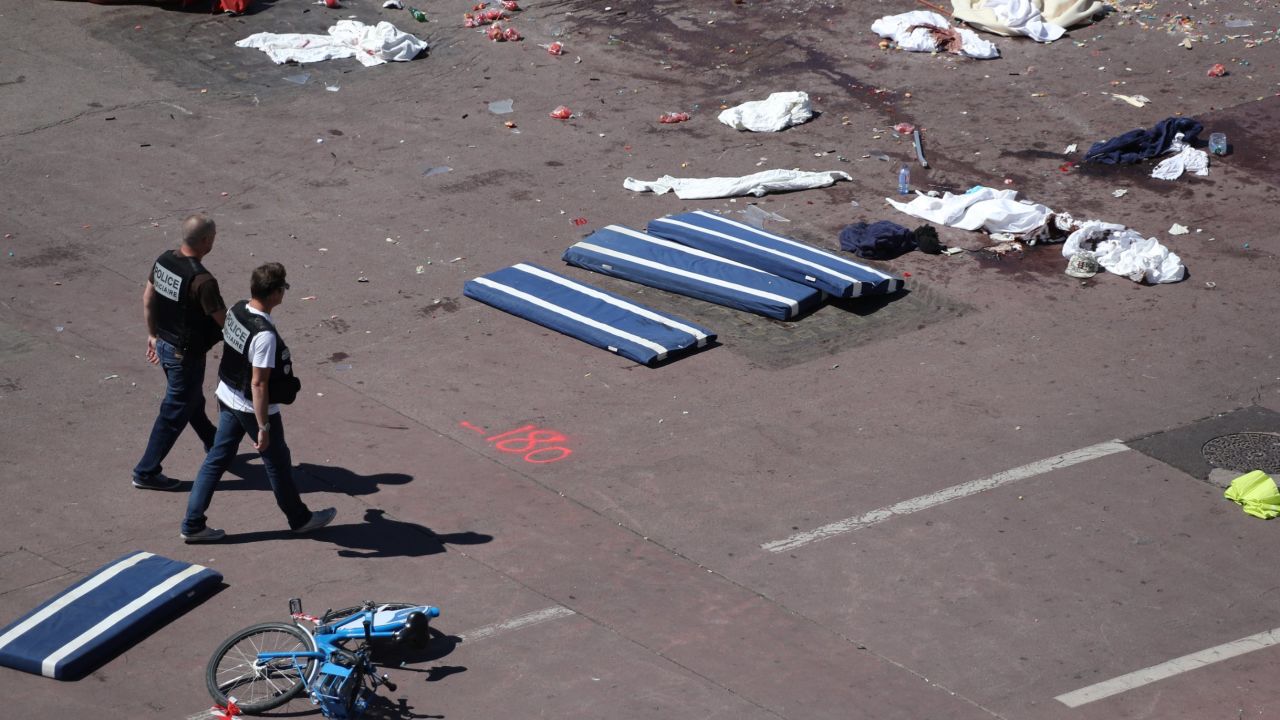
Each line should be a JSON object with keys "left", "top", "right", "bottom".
{"left": 563, "top": 225, "right": 822, "bottom": 321}
{"left": 464, "top": 263, "right": 715, "bottom": 365}
{"left": 647, "top": 211, "right": 904, "bottom": 298}
{"left": 0, "top": 552, "right": 221, "bottom": 680}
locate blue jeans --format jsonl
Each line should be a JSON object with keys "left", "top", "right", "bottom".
{"left": 182, "top": 403, "right": 313, "bottom": 535}
{"left": 133, "top": 338, "right": 218, "bottom": 481}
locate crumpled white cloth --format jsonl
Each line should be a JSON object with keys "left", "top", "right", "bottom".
{"left": 885, "top": 186, "right": 1053, "bottom": 234}
{"left": 870, "top": 11, "right": 1000, "bottom": 59}
{"left": 236, "top": 20, "right": 427, "bottom": 67}
{"left": 624, "top": 169, "right": 851, "bottom": 200}
{"left": 952, "top": 0, "right": 1065, "bottom": 42}
{"left": 1151, "top": 133, "right": 1209, "bottom": 180}
{"left": 717, "top": 92, "right": 814, "bottom": 132}
{"left": 1061, "top": 220, "right": 1185, "bottom": 283}
{"left": 952, "top": 0, "right": 1102, "bottom": 41}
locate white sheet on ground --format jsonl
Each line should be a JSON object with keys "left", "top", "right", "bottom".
{"left": 885, "top": 186, "right": 1053, "bottom": 234}
{"left": 950, "top": 0, "right": 1103, "bottom": 42}
{"left": 623, "top": 169, "right": 851, "bottom": 199}
{"left": 1151, "top": 134, "right": 1209, "bottom": 180}
{"left": 717, "top": 92, "right": 814, "bottom": 132}
{"left": 1061, "top": 221, "right": 1185, "bottom": 283}
{"left": 870, "top": 11, "right": 1000, "bottom": 59}
{"left": 236, "top": 20, "right": 427, "bottom": 67}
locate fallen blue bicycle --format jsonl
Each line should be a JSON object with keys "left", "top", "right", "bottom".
{"left": 206, "top": 599, "right": 440, "bottom": 718}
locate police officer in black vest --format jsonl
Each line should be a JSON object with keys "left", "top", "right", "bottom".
{"left": 180, "top": 262, "right": 335, "bottom": 542}
{"left": 132, "top": 215, "right": 225, "bottom": 491}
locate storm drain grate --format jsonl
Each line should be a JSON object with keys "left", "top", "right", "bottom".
{"left": 1201, "top": 432, "right": 1280, "bottom": 474}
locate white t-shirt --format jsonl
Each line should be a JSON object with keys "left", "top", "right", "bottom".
{"left": 216, "top": 305, "right": 281, "bottom": 416}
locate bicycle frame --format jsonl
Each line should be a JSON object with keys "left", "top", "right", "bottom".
{"left": 254, "top": 601, "right": 440, "bottom": 719}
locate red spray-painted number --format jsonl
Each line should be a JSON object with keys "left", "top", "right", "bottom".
{"left": 460, "top": 421, "right": 573, "bottom": 464}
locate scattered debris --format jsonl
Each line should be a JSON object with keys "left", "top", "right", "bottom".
{"left": 912, "top": 128, "right": 928, "bottom": 168}
{"left": 1112, "top": 188, "right": 1128, "bottom": 197}
{"left": 488, "top": 98, "right": 514, "bottom": 114}
{"left": 1108, "top": 93, "right": 1150, "bottom": 108}
{"left": 550, "top": 105, "right": 573, "bottom": 119}
{"left": 984, "top": 239, "right": 1023, "bottom": 256}
{"left": 659, "top": 112, "right": 690, "bottom": 124}
{"left": 1168, "top": 223, "right": 1190, "bottom": 235}
{"left": 1207, "top": 63, "right": 1227, "bottom": 77}
{"left": 738, "top": 205, "right": 790, "bottom": 228}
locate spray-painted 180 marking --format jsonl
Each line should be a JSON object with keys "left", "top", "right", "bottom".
{"left": 461, "top": 421, "right": 573, "bottom": 464}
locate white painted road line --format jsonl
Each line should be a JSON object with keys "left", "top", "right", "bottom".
{"left": 459, "top": 606, "right": 576, "bottom": 643}
{"left": 1055, "top": 626, "right": 1280, "bottom": 707}
{"left": 762, "top": 440, "right": 1130, "bottom": 553}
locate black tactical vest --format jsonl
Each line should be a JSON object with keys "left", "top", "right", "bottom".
{"left": 151, "top": 250, "right": 219, "bottom": 352}
{"left": 217, "top": 301, "right": 301, "bottom": 405}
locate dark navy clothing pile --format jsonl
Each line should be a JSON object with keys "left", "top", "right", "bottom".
{"left": 1083, "top": 117, "right": 1204, "bottom": 165}
{"left": 839, "top": 220, "right": 917, "bottom": 260}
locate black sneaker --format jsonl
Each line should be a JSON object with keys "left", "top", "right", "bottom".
{"left": 293, "top": 507, "right": 336, "bottom": 534}
{"left": 133, "top": 474, "right": 181, "bottom": 491}
{"left": 181, "top": 527, "right": 226, "bottom": 543}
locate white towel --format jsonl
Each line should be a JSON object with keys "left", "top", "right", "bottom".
{"left": 885, "top": 186, "right": 1053, "bottom": 234}
{"left": 624, "top": 169, "right": 852, "bottom": 200}
{"left": 717, "top": 92, "right": 814, "bottom": 133}
{"left": 236, "top": 20, "right": 427, "bottom": 67}
{"left": 870, "top": 11, "right": 1000, "bottom": 59}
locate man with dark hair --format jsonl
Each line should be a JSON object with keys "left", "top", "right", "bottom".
{"left": 180, "top": 262, "right": 335, "bottom": 542}
{"left": 133, "top": 214, "right": 225, "bottom": 491}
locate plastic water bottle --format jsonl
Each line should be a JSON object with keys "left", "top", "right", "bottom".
{"left": 897, "top": 165, "right": 910, "bottom": 195}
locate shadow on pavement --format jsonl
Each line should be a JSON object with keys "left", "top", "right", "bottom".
{"left": 210, "top": 458, "right": 414, "bottom": 496}
{"left": 218, "top": 508, "right": 493, "bottom": 558}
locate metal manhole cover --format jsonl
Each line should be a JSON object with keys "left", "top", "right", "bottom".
{"left": 1201, "top": 432, "right": 1280, "bottom": 473}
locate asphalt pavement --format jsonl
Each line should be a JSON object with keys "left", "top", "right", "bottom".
{"left": 1, "top": 1, "right": 1279, "bottom": 719}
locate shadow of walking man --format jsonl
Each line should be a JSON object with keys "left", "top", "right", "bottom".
{"left": 325, "top": 509, "right": 492, "bottom": 559}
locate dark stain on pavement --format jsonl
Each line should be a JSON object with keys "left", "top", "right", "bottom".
{"left": 420, "top": 298, "right": 460, "bottom": 316}
{"left": 438, "top": 169, "right": 531, "bottom": 194}
{"left": 11, "top": 244, "right": 84, "bottom": 269}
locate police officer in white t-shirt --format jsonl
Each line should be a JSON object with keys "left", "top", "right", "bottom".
{"left": 180, "top": 262, "right": 335, "bottom": 542}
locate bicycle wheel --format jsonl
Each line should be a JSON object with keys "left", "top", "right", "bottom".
{"left": 206, "top": 622, "right": 317, "bottom": 714}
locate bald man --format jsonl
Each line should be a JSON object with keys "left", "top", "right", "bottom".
{"left": 132, "top": 215, "right": 227, "bottom": 490}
